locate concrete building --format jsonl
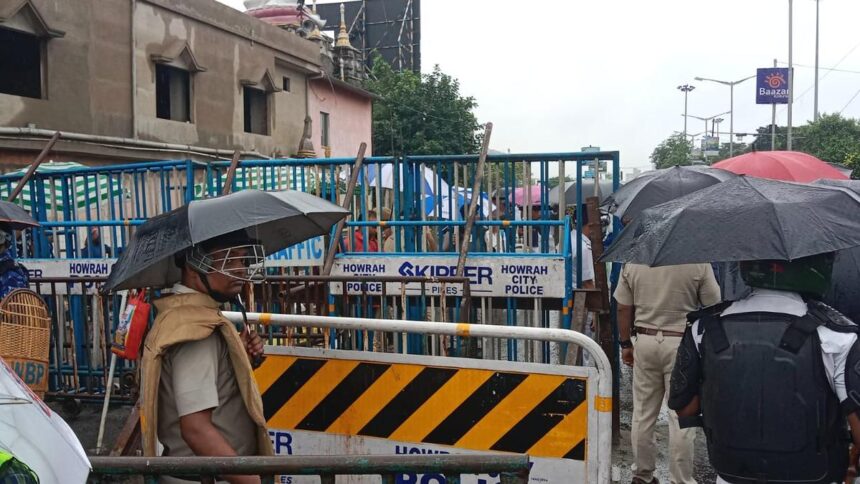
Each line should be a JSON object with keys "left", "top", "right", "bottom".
{"left": 0, "top": 0, "right": 323, "bottom": 168}
{"left": 248, "top": 0, "right": 374, "bottom": 158}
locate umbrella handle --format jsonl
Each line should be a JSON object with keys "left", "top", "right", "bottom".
{"left": 243, "top": 323, "right": 266, "bottom": 369}
{"left": 235, "top": 296, "right": 265, "bottom": 369}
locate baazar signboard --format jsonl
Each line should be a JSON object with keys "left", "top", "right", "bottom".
{"left": 756, "top": 67, "right": 790, "bottom": 104}
{"left": 330, "top": 255, "right": 567, "bottom": 298}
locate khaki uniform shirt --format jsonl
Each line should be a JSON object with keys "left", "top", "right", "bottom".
{"left": 156, "top": 285, "right": 257, "bottom": 483}
{"left": 613, "top": 263, "right": 721, "bottom": 332}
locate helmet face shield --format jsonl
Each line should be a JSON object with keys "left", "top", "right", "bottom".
{"left": 740, "top": 252, "right": 835, "bottom": 297}
{"left": 187, "top": 244, "right": 266, "bottom": 282}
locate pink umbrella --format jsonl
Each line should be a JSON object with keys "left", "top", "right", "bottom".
{"left": 509, "top": 186, "right": 545, "bottom": 206}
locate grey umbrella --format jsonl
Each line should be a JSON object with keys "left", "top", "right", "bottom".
{"left": 602, "top": 165, "right": 736, "bottom": 220}
{"left": 813, "top": 179, "right": 860, "bottom": 322}
{"left": 104, "top": 190, "right": 348, "bottom": 292}
{"left": 0, "top": 201, "right": 38, "bottom": 230}
{"left": 827, "top": 246, "right": 860, "bottom": 324}
{"left": 815, "top": 178, "right": 860, "bottom": 195}
{"left": 548, "top": 180, "right": 615, "bottom": 206}
{"left": 601, "top": 176, "right": 860, "bottom": 266}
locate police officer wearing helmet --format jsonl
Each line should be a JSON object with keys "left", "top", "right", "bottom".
{"left": 669, "top": 253, "right": 860, "bottom": 484}
{"left": 140, "top": 229, "right": 275, "bottom": 483}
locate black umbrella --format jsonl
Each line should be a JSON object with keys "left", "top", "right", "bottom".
{"left": 602, "top": 165, "right": 736, "bottom": 220}
{"left": 104, "top": 190, "right": 348, "bottom": 292}
{"left": 601, "top": 176, "right": 860, "bottom": 266}
{"left": 0, "top": 201, "right": 38, "bottom": 230}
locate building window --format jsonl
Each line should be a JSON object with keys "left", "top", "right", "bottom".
{"left": 320, "top": 112, "right": 330, "bottom": 148}
{"left": 244, "top": 87, "right": 269, "bottom": 135}
{"left": 282, "top": 76, "right": 291, "bottom": 92}
{"left": 155, "top": 64, "right": 191, "bottom": 122}
{"left": 0, "top": 27, "right": 43, "bottom": 99}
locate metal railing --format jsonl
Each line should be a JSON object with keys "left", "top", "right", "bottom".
{"left": 88, "top": 454, "right": 531, "bottom": 484}
{"left": 256, "top": 275, "right": 472, "bottom": 355}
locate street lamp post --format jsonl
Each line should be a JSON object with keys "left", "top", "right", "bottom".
{"left": 713, "top": 117, "right": 724, "bottom": 143}
{"left": 788, "top": 0, "right": 794, "bottom": 149}
{"left": 682, "top": 111, "right": 730, "bottom": 163}
{"left": 694, "top": 75, "right": 755, "bottom": 157}
{"left": 814, "top": 0, "right": 821, "bottom": 122}
{"left": 677, "top": 84, "right": 695, "bottom": 140}
{"left": 683, "top": 112, "right": 731, "bottom": 136}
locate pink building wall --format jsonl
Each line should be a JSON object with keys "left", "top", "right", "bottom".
{"left": 308, "top": 79, "right": 373, "bottom": 158}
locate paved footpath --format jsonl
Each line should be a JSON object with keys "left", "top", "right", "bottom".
{"left": 613, "top": 364, "right": 717, "bottom": 483}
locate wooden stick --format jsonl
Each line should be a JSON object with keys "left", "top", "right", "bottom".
{"left": 322, "top": 143, "right": 367, "bottom": 275}
{"left": 455, "top": 123, "right": 493, "bottom": 318}
{"left": 9, "top": 131, "right": 60, "bottom": 202}
{"left": 221, "top": 150, "right": 242, "bottom": 196}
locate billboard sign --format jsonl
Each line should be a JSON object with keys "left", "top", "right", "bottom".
{"left": 756, "top": 68, "right": 790, "bottom": 104}
{"left": 701, "top": 136, "right": 720, "bottom": 157}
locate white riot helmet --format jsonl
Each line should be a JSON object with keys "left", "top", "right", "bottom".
{"left": 184, "top": 229, "right": 266, "bottom": 283}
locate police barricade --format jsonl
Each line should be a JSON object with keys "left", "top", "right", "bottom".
{"left": 223, "top": 311, "right": 613, "bottom": 484}
{"left": 255, "top": 275, "right": 471, "bottom": 354}
{"left": 330, "top": 218, "right": 573, "bottom": 363}
{"left": 4, "top": 151, "right": 622, "bottom": 396}
{"left": 24, "top": 276, "right": 136, "bottom": 410}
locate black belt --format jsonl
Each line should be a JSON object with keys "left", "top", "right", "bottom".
{"left": 635, "top": 327, "right": 684, "bottom": 337}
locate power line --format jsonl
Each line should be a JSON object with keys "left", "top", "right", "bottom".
{"left": 840, "top": 86, "right": 860, "bottom": 113}
{"left": 781, "top": 62, "right": 860, "bottom": 75}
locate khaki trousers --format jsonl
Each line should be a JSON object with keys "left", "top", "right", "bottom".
{"left": 631, "top": 332, "right": 696, "bottom": 484}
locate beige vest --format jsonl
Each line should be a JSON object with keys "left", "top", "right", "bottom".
{"left": 140, "top": 292, "right": 274, "bottom": 457}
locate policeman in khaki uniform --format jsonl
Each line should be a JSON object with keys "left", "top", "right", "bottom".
{"left": 615, "top": 262, "right": 721, "bottom": 484}
{"left": 141, "top": 230, "right": 275, "bottom": 484}
{"left": 670, "top": 253, "right": 860, "bottom": 484}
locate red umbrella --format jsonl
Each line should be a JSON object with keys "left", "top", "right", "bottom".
{"left": 712, "top": 151, "right": 849, "bottom": 182}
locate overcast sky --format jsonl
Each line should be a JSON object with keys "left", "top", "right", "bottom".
{"left": 218, "top": 0, "right": 860, "bottom": 170}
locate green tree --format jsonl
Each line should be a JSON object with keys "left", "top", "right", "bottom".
{"left": 547, "top": 175, "right": 573, "bottom": 189}
{"left": 750, "top": 124, "right": 788, "bottom": 151}
{"left": 365, "top": 60, "right": 480, "bottom": 157}
{"left": 650, "top": 134, "right": 692, "bottom": 169}
{"left": 710, "top": 141, "right": 749, "bottom": 163}
{"left": 846, "top": 153, "right": 860, "bottom": 179}
{"left": 795, "top": 113, "right": 860, "bottom": 166}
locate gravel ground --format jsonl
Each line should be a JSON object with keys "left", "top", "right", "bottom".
{"left": 612, "top": 364, "right": 717, "bottom": 484}
{"left": 47, "top": 398, "right": 133, "bottom": 455}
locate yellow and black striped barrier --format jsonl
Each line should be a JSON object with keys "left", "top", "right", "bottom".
{"left": 255, "top": 354, "right": 588, "bottom": 461}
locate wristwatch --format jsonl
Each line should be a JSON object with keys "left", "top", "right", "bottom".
{"left": 620, "top": 339, "right": 633, "bottom": 349}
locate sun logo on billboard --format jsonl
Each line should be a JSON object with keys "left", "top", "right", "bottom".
{"left": 765, "top": 72, "right": 786, "bottom": 89}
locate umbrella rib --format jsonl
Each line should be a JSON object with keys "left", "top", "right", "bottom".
{"left": 750, "top": 183, "right": 791, "bottom": 261}
{"left": 651, "top": 211, "right": 684, "bottom": 266}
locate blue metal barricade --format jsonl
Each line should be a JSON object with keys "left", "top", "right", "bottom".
{"left": 0, "top": 150, "right": 621, "bottom": 397}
